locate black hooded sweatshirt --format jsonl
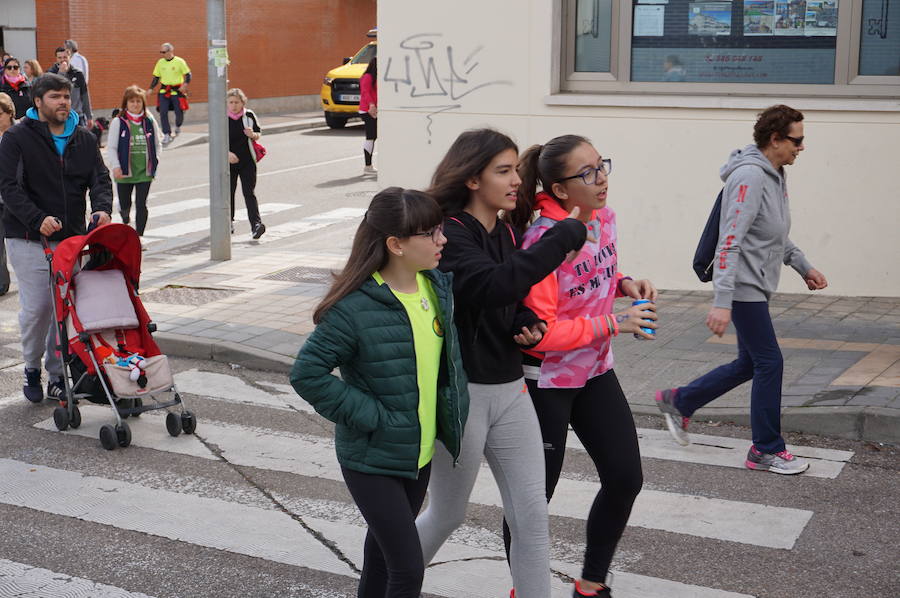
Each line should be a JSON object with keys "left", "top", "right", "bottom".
{"left": 439, "top": 211, "right": 586, "bottom": 384}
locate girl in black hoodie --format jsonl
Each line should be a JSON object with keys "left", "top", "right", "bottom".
{"left": 415, "top": 129, "right": 586, "bottom": 598}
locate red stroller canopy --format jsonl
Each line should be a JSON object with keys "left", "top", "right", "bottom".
{"left": 51, "top": 223, "right": 143, "bottom": 285}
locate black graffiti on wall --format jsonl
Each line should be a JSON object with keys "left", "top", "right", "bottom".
{"left": 384, "top": 33, "right": 513, "bottom": 142}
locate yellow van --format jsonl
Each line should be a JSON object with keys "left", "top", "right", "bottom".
{"left": 320, "top": 29, "right": 377, "bottom": 129}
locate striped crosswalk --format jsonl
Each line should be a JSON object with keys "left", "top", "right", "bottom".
{"left": 1, "top": 370, "right": 854, "bottom": 597}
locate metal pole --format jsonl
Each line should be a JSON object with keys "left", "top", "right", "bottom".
{"left": 207, "top": 0, "right": 230, "bottom": 260}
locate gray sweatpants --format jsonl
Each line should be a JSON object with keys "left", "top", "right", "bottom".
{"left": 416, "top": 378, "right": 550, "bottom": 598}
{"left": 6, "top": 238, "right": 62, "bottom": 379}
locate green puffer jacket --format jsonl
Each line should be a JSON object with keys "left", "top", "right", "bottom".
{"left": 290, "top": 269, "right": 469, "bottom": 479}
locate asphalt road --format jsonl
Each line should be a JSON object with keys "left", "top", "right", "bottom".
{"left": 0, "top": 127, "right": 897, "bottom": 598}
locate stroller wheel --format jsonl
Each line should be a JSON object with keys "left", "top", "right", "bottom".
{"left": 53, "top": 407, "right": 70, "bottom": 431}
{"left": 115, "top": 422, "right": 132, "bottom": 448}
{"left": 166, "top": 412, "right": 182, "bottom": 437}
{"left": 99, "top": 424, "right": 117, "bottom": 450}
{"left": 69, "top": 406, "right": 82, "bottom": 429}
{"left": 132, "top": 398, "right": 143, "bottom": 417}
{"left": 181, "top": 411, "right": 197, "bottom": 435}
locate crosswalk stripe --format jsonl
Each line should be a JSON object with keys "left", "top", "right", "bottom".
{"left": 0, "top": 395, "right": 19, "bottom": 411}
{"left": 174, "top": 369, "right": 314, "bottom": 413}
{"left": 34, "top": 406, "right": 812, "bottom": 549}
{"left": 0, "top": 558, "right": 158, "bottom": 598}
{"left": 142, "top": 202, "right": 298, "bottom": 239}
{"left": 112, "top": 197, "right": 210, "bottom": 222}
{"left": 244, "top": 207, "right": 366, "bottom": 245}
{"left": 567, "top": 428, "right": 852, "bottom": 479}
{"left": 0, "top": 458, "right": 355, "bottom": 578}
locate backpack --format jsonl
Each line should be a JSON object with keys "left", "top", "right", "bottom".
{"left": 692, "top": 189, "right": 723, "bottom": 282}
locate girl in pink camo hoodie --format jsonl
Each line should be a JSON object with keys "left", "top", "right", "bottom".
{"left": 502, "top": 135, "right": 658, "bottom": 598}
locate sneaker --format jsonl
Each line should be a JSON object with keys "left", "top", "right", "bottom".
{"left": 46, "top": 379, "right": 66, "bottom": 402}
{"left": 252, "top": 222, "right": 266, "bottom": 240}
{"left": 655, "top": 389, "right": 690, "bottom": 446}
{"left": 745, "top": 445, "right": 809, "bottom": 475}
{"left": 162, "top": 134, "right": 172, "bottom": 146}
{"left": 174, "top": 126, "right": 181, "bottom": 137}
{"left": 23, "top": 367, "right": 43, "bottom": 403}
{"left": 363, "top": 165, "right": 377, "bottom": 175}
{"left": 573, "top": 580, "right": 611, "bottom": 597}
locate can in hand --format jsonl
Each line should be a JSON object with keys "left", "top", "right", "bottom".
{"left": 632, "top": 299, "right": 655, "bottom": 339}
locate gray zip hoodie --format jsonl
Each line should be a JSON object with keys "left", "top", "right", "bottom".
{"left": 713, "top": 144, "right": 813, "bottom": 308}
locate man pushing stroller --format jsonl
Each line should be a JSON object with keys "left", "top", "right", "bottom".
{"left": 0, "top": 73, "right": 112, "bottom": 402}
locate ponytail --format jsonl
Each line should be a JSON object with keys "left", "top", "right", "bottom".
{"left": 507, "top": 144, "right": 543, "bottom": 233}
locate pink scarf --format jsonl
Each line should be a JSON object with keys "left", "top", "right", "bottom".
{"left": 125, "top": 111, "right": 144, "bottom": 124}
{"left": 228, "top": 108, "right": 245, "bottom": 120}
{"left": 2, "top": 73, "right": 25, "bottom": 91}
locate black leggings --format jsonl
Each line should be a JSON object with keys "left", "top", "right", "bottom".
{"left": 503, "top": 369, "right": 643, "bottom": 583}
{"left": 341, "top": 463, "right": 431, "bottom": 598}
{"left": 361, "top": 112, "right": 377, "bottom": 140}
{"left": 117, "top": 181, "right": 152, "bottom": 236}
{"left": 229, "top": 161, "right": 261, "bottom": 227}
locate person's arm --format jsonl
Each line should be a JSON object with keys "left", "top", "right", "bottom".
{"left": 440, "top": 217, "right": 586, "bottom": 309}
{"left": 783, "top": 236, "right": 813, "bottom": 278}
{"left": 711, "top": 167, "right": 765, "bottom": 309}
{"left": 87, "top": 138, "right": 113, "bottom": 219}
{"left": 151, "top": 115, "right": 163, "bottom": 162}
{"left": 289, "top": 305, "right": 387, "bottom": 432}
{"left": 105, "top": 118, "right": 121, "bottom": 175}
{"left": 81, "top": 56, "right": 89, "bottom": 84}
{"left": 148, "top": 76, "right": 160, "bottom": 91}
{"left": 78, "top": 73, "right": 92, "bottom": 121}
{"left": 0, "top": 132, "right": 47, "bottom": 232}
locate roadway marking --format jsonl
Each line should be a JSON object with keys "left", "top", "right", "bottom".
{"left": 0, "top": 558, "right": 158, "bottom": 598}
{"left": 568, "top": 428, "right": 852, "bottom": 479}
{"left": 173, "top": 369, "right": 314, "bottom": 413}
{"left": 0, "top": 395, "right": 20, "bottom": 411}
{"left": 142, "top": 202, "right": 297, "bottom": 239}
{"left": 243, "top": 207, "right": 366, "bottom": 245}
{"left": 151, "top": 155, "right": 359, "bottom": 196}
{"left": 0, "top": 458, "right": 355, "bottom": 577}
{"left": 34, "top": 406, "right": 813, "bottom": 549}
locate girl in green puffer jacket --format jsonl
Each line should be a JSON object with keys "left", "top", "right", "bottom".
{"left": 290, "top": 187, "right": 469, "bottom": 598}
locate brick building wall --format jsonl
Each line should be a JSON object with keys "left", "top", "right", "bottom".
{"left": 35, "top": 0, "right": 376, "bottom": 111}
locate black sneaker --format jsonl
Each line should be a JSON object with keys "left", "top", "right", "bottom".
{"left": 46, "top": 379, "right": 66, "bottom": 402}
{"left": 252, "top": 222, "right": 266, "bottom": 240}
{"left": 24, "top": 368, "right": 43, "bottom": 403}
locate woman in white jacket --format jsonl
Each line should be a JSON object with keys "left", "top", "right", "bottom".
{"left": 105, "top": 85, "right": 162, "bottom": 240}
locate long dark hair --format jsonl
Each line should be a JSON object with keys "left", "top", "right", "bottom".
{"left": 363, "top": 57, "right": 377, "bottom": 79}
{"left": 507, "top": 134, "right": 589, "bottom": 233}
{"left": 313, "top": 187, "right": 442, "bottom": 323}
{"left": 428, "top": 128, "right": 518, "bottom": 217}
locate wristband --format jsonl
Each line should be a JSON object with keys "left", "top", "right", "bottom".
{"left": 617, "top": 276, "right": 633, "bottom": 294}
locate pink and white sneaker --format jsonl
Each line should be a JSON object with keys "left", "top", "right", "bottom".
{"left": 745, "top": 445, "right": 809, "bottom": 474}
{"left": 655, "top": 389, "right": 690, "bottom": 446}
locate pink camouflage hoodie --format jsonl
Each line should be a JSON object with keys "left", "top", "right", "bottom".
{"left": 521, "top": 193, "right": 628, "bottom": 389}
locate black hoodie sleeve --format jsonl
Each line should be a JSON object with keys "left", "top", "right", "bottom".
{"left": 0, "top": 130, "right": 47, "bottom": 232}
{"left": 440, "top": 217, "right": 586, "bottom": 309}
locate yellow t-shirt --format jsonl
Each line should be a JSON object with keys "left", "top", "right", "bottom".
{"left": 373, "top": 272, "right": 443, "bottom": 468}
{"left": 153, "top": 56, "right": 191, "bottom": 87}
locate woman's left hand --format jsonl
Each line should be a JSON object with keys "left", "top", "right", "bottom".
{"left": 243, "top": 127, "right": 256, "bottom": 139}
{"left": 513, "top": 322, "right": 547, "bottom": 346}
{"left": 621, "top": 278, "right": 658, "bottom": 301}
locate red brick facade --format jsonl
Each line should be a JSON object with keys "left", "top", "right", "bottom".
{"left": 35, "top": 0, "right": 376, "bottom": 110}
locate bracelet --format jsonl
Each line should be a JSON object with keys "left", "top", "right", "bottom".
{"left": 617, "top": 276, "right": 633, "bottom": 294}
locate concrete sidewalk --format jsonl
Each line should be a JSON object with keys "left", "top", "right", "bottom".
{"left": 161, "top": 110, "right": 334, "bottom": 149}
{"left": 138, "top": 242, "right": 900, "bottom": 444}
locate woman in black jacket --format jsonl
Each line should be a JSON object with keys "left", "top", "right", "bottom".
{"left": 415, "top": 128, "right": 587, "bottom": 598}
{"left": 0, "top": 57, "right": 32, "bottom": 119}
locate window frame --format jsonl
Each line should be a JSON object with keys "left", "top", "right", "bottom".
{"left": 558, "top": 0, "right": 900, "bottom": 99}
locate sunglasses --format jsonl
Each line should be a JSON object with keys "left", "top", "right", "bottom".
{"left": 160, "top": 50, "right": 171, "bottom": 54}
{"left": 5, "top": 65, "right": 20, "bottom": 71}
{"left": 784, "top": 135, "right": 804, "bottom": 146}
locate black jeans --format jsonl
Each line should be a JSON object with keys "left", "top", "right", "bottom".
{"left": 117, "top": 181, "right": 152, "bottom": 236}
{"left": 503, "top": 369, "right": 643, "bottom": 583}
{"left": 229, "top": 160, "right": 261, "bottom": 227}
{"left": 341, "top": 463, "right": 431, "bottom": 598}
{"left": 157, "top": 93, "right": 184, "bottom": 135}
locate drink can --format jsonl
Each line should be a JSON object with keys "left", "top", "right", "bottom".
{"left": 632, "top": 299, "right": 655, "bottom": 339}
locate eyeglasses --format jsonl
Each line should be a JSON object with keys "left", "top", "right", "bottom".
{"left": 557, "top": 159, "right": 612, "bottom": 186}
{"left": 784, "top": 135, "right": 804, "bottom": 147}
{"left": 410, "top": 224, "right": 444, "bottom": 243}
{"left": 5, "top": 65, "right": 20, "bottom": 71}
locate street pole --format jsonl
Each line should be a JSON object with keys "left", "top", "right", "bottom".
{"left": 207, "top": 0, "right": 230, "bottom": 260}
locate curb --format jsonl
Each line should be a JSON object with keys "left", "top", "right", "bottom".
{"left": 171, "top": 117, "right": 328, "bottom": 149}
{"left": 602, "top": 402, "right": 898, "bottom": 446}
{"left": 158, "top": 331, "right": 900, "bottom": 445}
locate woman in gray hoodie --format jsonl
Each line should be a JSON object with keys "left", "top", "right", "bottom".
{"left": 655, "top": 105, "right": 828, "bottom": 475}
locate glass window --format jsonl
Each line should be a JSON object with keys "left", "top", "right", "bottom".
{"left": 575, "top": 0, "right": 614, "bottom": 71}
{"left": 859, "top": 0, "right": 900, "bottom": 76}
{"left": 630, "top": 0, "right": 839, "bottom": 84}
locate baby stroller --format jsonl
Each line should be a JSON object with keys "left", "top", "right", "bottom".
{"left": 42, "top": 221, "right": 196, "bottom": 450}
